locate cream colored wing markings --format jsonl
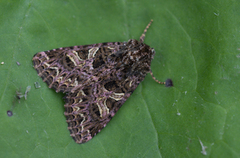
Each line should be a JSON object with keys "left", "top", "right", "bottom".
{"left": 47, "top": 50, "right": 85, "bottom": 87}
{"left": 48, "top": 67, "right": 60, "bottom": 76}
{"left": 43, "top": 62, "right": 50, "bottom": 67}
{"left": 66, "top": 88, "right": 91, "bottom": 138}
{"left": 88, "top": 47, "right": 99, "bottom": 59}
{"left": 72, "top": 50, "right": 83, "bottom": 61}
{"left": 56, "top": 76, "right": 63, "bottom": 83}
{"left": 96, "top": 87, "right": 125, "bottom": 118}
{"left": 107, "top": 46, "right": 116, "bottom": 50}
{"left": 96, "top": 102, "right": 105, "bottom": 118}
{"left": 40, "top": 62, "right": 62, "bottom": 84}
{"left": 75, "top": 89, "right": 88, "bottom": 124}
{"left": 129, "top": 80, "right": 133, "bottom": 87}
{"left": 109, "top": 92, "right": 125, "bottom": 101}
{"left": 72, "top": 78, "right": 78, "bottom": 86}
{"left": 66, "top": 54, "right": 78, "bottom": 66}
{"left": 79, "top": 90, "right": 86, "bottom": 96}
{"left": 66, "top": 50, "right": 89, "bottom": 66}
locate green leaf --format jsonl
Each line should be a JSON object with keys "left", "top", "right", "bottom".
{"left": 1, "top": 0, "right": 240, "bottom": 157}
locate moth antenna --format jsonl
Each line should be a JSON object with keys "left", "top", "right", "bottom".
{"left": 140, "top": 19, "right": 153, "bottom": 43}
{"left": 149, "top": 70, "right": 165, "bottom": 85}
{"left": 150, "top": 70, "right": 174, "bottom": 87}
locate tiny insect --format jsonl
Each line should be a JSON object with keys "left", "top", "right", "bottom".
{"left": 32, "top": 20, "right": 172, "bottom": 144}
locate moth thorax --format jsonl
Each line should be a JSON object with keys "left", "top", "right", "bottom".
{"left": 126, "top": 39, "right": 140, "bottom": 46}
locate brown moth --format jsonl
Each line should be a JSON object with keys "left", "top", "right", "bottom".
{"left": 32, "top": 20, "right": 172, "bottom": 144}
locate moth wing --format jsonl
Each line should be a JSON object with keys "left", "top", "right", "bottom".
{"left": 32, "top": 42, "right": 121, "bottom": 93}
{"left": 64, "top": 73, "right": 142, "bottom": 143}
{"left": 32, "top": 41, "right": 149, "bottom": 144}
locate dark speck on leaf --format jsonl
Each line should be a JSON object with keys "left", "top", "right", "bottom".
{"left": 7, "top": 110, "right": 13, "bottom": 117}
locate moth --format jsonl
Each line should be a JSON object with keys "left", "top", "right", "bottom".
{"left": 32, "top": 20, "right": 171, "bottom": 144}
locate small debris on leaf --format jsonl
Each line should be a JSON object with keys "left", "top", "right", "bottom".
{"left": 34, "top": 82, "right": 41, "bottom": 89}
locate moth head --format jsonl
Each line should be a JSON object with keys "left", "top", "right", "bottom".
{"left": 126, "top": 39, "right": 155, "bottom": 62}
{"left": 120, "top": 39, "right": 155, "bottom": 75}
